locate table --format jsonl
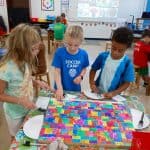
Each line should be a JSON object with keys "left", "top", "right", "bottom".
{"left": 9, "top": 91, "right": 150, "bottom": 150}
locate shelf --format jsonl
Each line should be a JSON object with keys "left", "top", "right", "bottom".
{"left": 136, "top": 18, "right": 150, "bottom": 29}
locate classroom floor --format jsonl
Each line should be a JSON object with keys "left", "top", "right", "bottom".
{"left": 0, "top": 39, "right": 150, "bottom": 150}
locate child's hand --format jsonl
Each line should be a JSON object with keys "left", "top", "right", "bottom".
{"left": 103, "top": 92, "right": 116, "bottom": 99}
{"left": 35, "top": 80, "right": 54, "bottom": 91}
{"left": 73, "top": 76, "right": 82, "bottom": 84}
{"left": 18, "top": 96, "right": 36, "bottom": 109}
{"left": 55, "top": 89, "right": 64, "bottom": 101}
{"left": 90, "top": 84, "right": 99, "bottom": 93}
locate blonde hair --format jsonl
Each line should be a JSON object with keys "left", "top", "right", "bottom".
{"left": 64, "top": 25, "right": 84, "bottom": 43}
{"left": 0, "top": 23, "right": 41, "bottom": 74}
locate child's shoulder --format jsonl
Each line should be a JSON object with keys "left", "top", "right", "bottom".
{"left": 123, "top": 55, "right": 132, "bottom": 65}
{"left": 78, "top": 48, "right": 89, "bottom": 56}
{"left": 137, "top": 39, "right": 148, "bottom": 45}
{"left": 99, "top": 51, "right": 110, "bottom": 58}
{"left": 56, "top": 46, "right": 66, "bottom": 52}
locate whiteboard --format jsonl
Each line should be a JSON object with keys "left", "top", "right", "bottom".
{"left": 68, "top": 0, "right": 147, "bottom": 23}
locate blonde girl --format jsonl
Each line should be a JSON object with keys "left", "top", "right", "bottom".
{"left": 0, "top": 24, "right": 50, "bottom": 136}
{"left": 52, "top": 25, "right": 89, "bottom": 100}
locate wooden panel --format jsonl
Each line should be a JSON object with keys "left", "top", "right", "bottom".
{"left": 7, "top": 0, "right": 29, "bottom": 8}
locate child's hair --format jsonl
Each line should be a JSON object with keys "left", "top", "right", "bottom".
{"left": 0, "top": 23, "right": 41, "bottom": 73}
{"left": 64, "top": 25, "right": 84, "bottom": 42}
{"left": 61, "top": 13, "right": 66, "bottom": 18}
{"left": 56, "top": 16, "right": 61, "bottom": 23}
{"left": 33, "top": 25, "right": 43, "bottom": 41}
{"left": 112, "top": 27, "right": 133, "bottom": 48}
{"left": 142, "top": 29, "right": 150, "bottom": 38}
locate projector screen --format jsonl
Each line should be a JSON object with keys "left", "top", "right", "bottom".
{"left": 77, "top": 0, "right": 119, "bottom": 18}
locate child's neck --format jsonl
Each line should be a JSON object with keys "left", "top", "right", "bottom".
{"left": 66, "top": 47, "right": 79, "bottom": 55}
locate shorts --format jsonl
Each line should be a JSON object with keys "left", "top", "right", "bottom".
{"left": 135, "top": 67, "right": 148, "bottom": 76}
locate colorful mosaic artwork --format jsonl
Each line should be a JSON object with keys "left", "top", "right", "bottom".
{"left": 39, "top": 98, "right": 134, "bottom": 146}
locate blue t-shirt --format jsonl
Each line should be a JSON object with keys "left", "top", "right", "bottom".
{"left": 52, "top": 47, "right": 89, "bottom": 91}
{"left": 91, "top": 51, "right": 134, "bottom": 92}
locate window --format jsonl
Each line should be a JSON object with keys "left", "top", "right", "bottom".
{"left": 77, "top": 0, "right": 119, "bottom": 18}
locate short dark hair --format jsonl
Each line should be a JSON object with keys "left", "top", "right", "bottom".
{"left": 112, "top": 27, "right": 133, "bottom": 48}
{"left": 61, "top": 13, "right": 65, "bottom": 17}
{"left": 56, "top": 16, "right": 61, "bottom": 23}
{"left": 142, "top": 29, "right": 150, "bottom": 38}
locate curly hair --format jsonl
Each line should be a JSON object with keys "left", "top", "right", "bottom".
{"left": 112, "top": 27, "right": 133, "bottom": 48}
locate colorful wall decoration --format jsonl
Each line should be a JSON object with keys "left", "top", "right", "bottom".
{"left": 41, "top": 0, "right": 54, "bottom": 11}
{"left": 39, "top": 98, "right": 134, "bottom": 147}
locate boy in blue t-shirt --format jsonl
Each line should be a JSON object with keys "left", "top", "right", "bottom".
{"left": 52, "top": 25, "right": 89, "bottom": 100}
{"left": 89, "top": 27, "right": 134, "bottom": 98}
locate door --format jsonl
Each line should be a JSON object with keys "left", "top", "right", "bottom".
{"left": 6, "top": 0, "right": 30, "bottom": 29}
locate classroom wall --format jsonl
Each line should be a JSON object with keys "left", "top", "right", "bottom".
{"left": 29, "top": 0, "right": 61, "bottom": 19}
{"left": 0, "top": 0, "right": 9, "bottom": 32}
{"left": 68, "top": 0, "right": 147, "bottom": 22}
{"left": 67, "top": 0, "right": 147, "bottom": 39}
{"left": 0, "top": 0, "right": 148, "bottom": 37}
{"left": 144, "top": 0, "right": 150, "bottom": 28}
{"left": 146, "top": 0, "right": 150, "bottom": 11}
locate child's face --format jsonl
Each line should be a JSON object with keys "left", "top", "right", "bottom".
{"left": 111, "top": 41, "right": 128, "bottom": 59}
{"left": 66, "top": 38, "right": 81, "bottom": 54}
{"left": 31, "top": 42, "right": 41, "bottom": 56}
{"left": 143, "top": 36, "right": 150, "bottom": 44}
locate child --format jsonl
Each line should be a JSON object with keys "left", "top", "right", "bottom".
{"left": 133, "top": 29, "right": 150, "bottom": 86}
{"left": 54, "top": 16, "right": 66, "bottom": 48}
{"left": 89, "top": 27, "right": 134, "bottom": 98}
{"left": 60, "top": 13, "right": 68, "bottom": 25}
{"left": 0, "top": 23, "right": 51, "bottom": 136}
{"left": 52, "top": 25, "right": 89, "bottom": 100}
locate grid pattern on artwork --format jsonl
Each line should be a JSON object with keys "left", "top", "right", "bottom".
{"left": 39, "top": 98, "right": 134, "bottom": 145}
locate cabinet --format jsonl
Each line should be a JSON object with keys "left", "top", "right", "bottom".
{"left": 136, "top": 18, "right": 150, "bottom": 29}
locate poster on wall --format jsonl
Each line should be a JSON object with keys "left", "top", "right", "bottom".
{"left": 41, "top": 0, "right": 54, "bottom": 11}
{"left": 0, "top": 0, "right": 4, "bottom": 6}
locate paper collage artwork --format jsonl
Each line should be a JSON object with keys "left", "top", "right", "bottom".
{"left": 39, "top": 98, "right": 134, "bottom": 146}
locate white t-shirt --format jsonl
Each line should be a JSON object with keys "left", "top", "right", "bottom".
{"left": 99, "top": 54, "right": 125, "bottom": 93}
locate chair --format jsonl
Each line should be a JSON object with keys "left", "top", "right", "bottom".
{"left": 35, "top": 70, "right": 50, "bottom": 85}
{"left": 134, "top": 66, "right": 141, "bottom": 89}
{"left": 33, "top": 42, "right": 51, "bottom": 96}
{"left": 145, "top": 83, "right": 150, "bottom": 96}
{"left": 105, "top": 41, "right": 112, "bottom": 51}
{"left": 34, "top": 70, "right": 51, "bottom": 97}
{"left": 47, "top": 29, "right": 54, "bottom": 54}
{"left": 54, "top": 39, "right": 64, "bottom": 49}
{"left": 131, "top": 66, "right": 150, "bottom": 96}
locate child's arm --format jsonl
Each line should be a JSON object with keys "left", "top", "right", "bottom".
{"left": 73, "top": 68, "right": 87, "bottom": 84}
{"left": 89, "top": 69, "right": 99, "bottom": 93}
{"left": 103, "top": 82, "right": 130, "bottom": 98}
{"left": 54, "top": 68, "right": 64, "bottom": 100}
{"left": 32, "top": 79, "right": 54, "bottom": 92}
{"left": 0, "top": 79, "right": 36, "bottom": 109}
